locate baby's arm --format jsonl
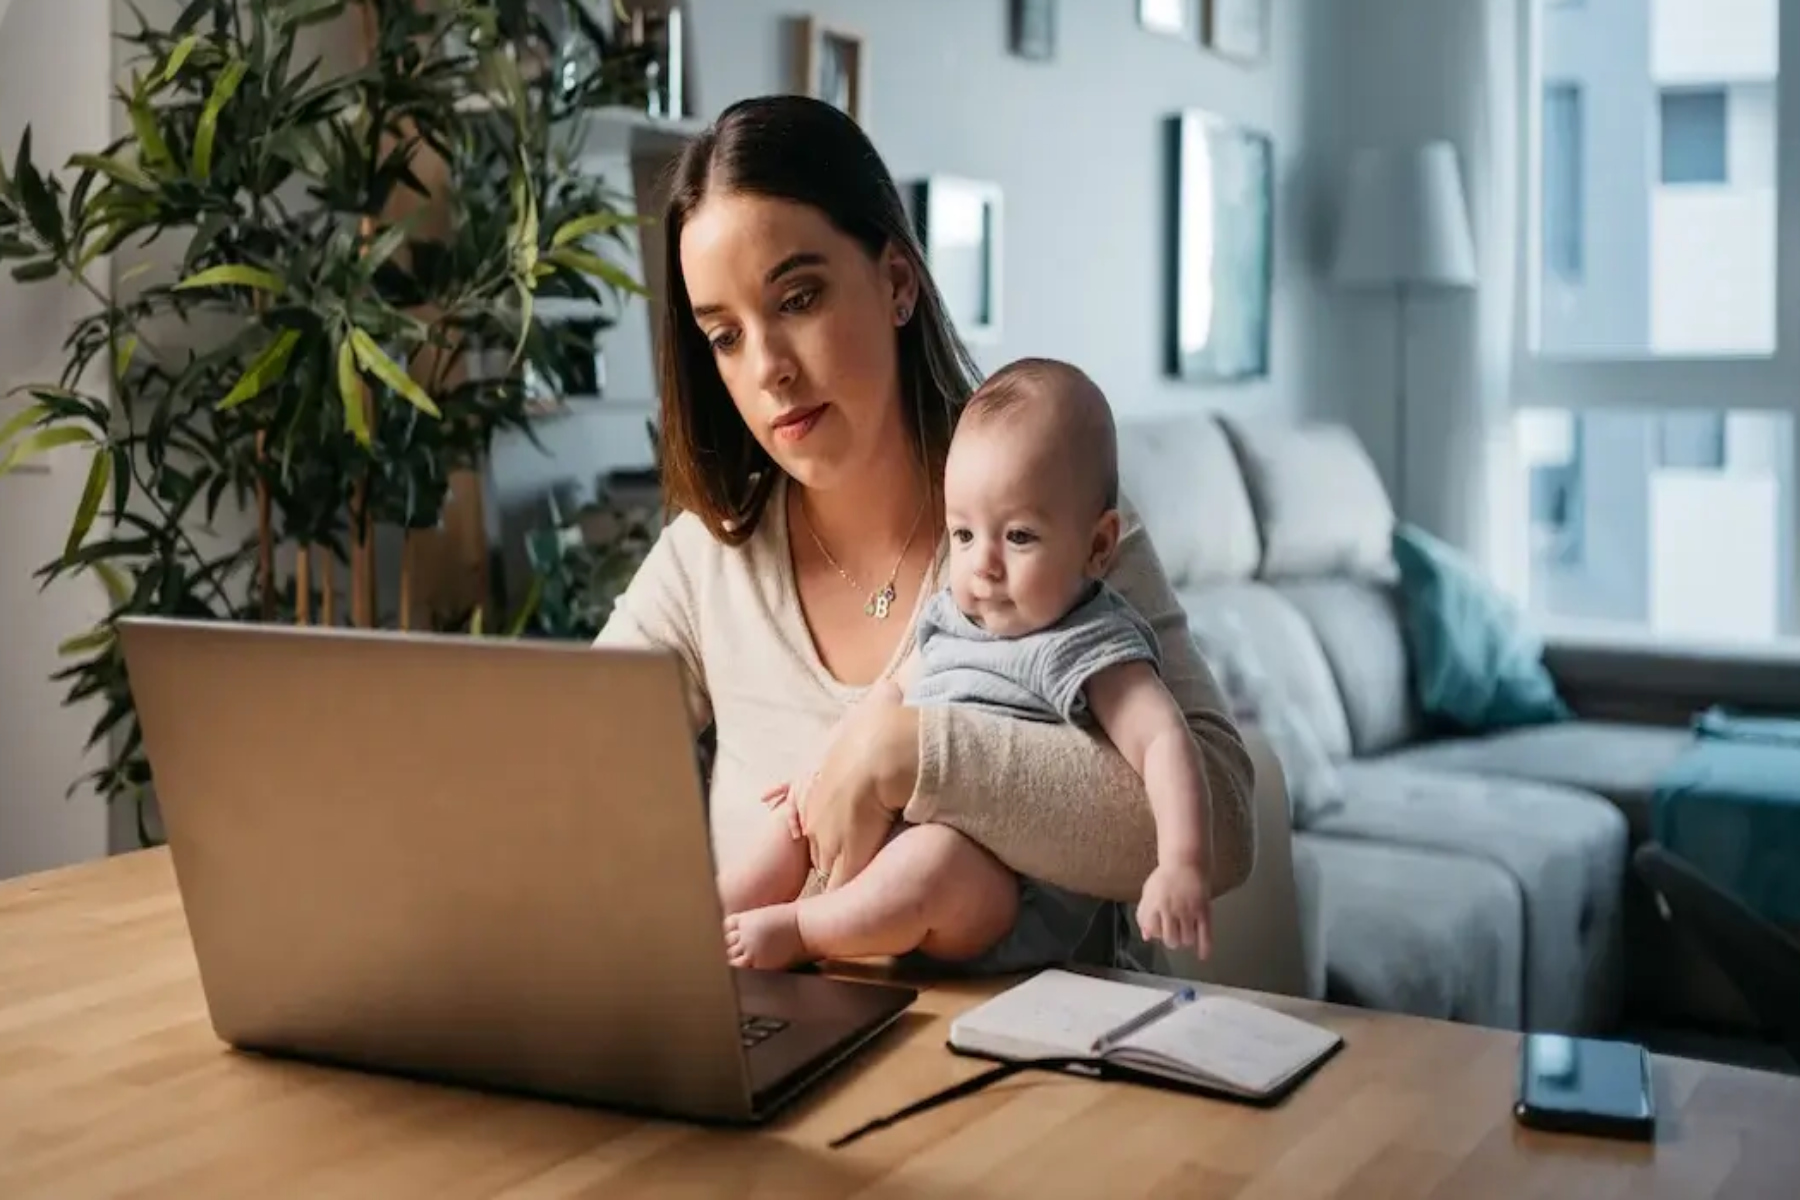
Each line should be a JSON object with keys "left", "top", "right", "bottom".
{"left": 1084, "top": 660, "right": 1214, "bottom": 954}
{"left": 1084, "top": 661, "right": 1211, "bottom": 866}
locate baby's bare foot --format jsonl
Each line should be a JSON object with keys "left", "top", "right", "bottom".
{"left": 723, "top": 904, "right": 810, "bottom": 970}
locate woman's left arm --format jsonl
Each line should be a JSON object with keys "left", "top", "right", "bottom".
{"left": 901, "top": 508, "right": 1255, "bottom": 903}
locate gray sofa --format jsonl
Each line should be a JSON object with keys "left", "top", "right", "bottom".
{"left": 1109, "top": 413, "right": 1800, "bottom": 1036}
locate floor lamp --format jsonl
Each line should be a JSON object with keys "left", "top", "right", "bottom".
{"left": 1330, "top": 141, "right": 1478, "bottom": 519}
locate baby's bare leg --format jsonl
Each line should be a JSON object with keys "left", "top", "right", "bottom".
{"left": 725, "top": 824, "right": 1018, "bottom": 970}
{"left": 717, "top": 804, "right": 811, "bottom": 915}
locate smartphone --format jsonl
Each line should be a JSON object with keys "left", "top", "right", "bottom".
{"left": 1514, "top": 1032, "right": 1656, "bottom": 1141}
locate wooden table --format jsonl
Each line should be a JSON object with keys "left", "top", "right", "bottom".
{"left": 3, "top": 850, "right": 1798, "bottom": 1199}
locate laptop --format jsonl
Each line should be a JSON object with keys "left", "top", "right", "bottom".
{"left": 117, "top": 615, "right": 917, "bottom": 1125}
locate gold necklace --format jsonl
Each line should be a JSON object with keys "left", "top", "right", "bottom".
{"left": 801, "top": 493, "right": 927, "bottom": 620}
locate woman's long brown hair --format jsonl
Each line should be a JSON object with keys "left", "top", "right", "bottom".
{"left": 654, "top": 95, "right": 982, "bottom": 545}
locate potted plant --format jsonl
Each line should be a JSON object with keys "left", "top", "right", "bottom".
{"left": 0, "top": 0, "right": 648, "bottom": 839}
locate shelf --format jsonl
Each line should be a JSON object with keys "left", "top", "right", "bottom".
{"left": 453, "top": 95, "right": 704, "bottom": 159}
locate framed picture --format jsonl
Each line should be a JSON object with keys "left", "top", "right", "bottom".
{"left": 1010, "top": 0, "right": 1056, "bottom": 61}
{"left": 1138, "top": 0, "right": 1198, "bottom": 39}
{"left": 794, "top": 18, "right": 867, "bottom": 123}
{"left": 1204, "top": 0, "right": 1269, "bottom": 63}
{"left": 1166, "top": 110, "right": 1273, "bottom": 382}
{"left": 907, "top": 177, "right": 1003, "bottom": 344}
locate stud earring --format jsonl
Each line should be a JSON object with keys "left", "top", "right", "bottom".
{"left": 896, "top": 305, "right": 911, "bottom": 325}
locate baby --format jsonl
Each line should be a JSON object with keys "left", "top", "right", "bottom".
{"left": 719, "top": 358, "right": 1214, "bottom": 971}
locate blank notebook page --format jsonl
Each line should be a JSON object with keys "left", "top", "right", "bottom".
{"left": 950, "top": 970, "right": 1176, "bottom": 1058}
{"left": 1117, "top": 996, "right": 1343, "bottom": 1093}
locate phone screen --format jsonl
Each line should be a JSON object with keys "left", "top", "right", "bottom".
{"left": 1518, "top": 1033, "right": 1653, "bottom": 1127}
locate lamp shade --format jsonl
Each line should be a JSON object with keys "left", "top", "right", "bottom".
{"left": 1331, "top": 141, "right": 1478, "bottom": 289}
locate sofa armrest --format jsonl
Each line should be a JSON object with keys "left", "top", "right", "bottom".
{"left": 1544, "top": 634, "right": 1800, "bottom": 727}
{"left": 1121, "top": 726, "right": 1318, "bottom": 999}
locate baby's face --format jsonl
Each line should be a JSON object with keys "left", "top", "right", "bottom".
{"left": 943, "top": 421, "right": 1111, "bottom": 637}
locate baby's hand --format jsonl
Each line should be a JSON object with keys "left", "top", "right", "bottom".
{"left": 760, "top": 782, "right": 804, "bottom": 841}
{"left": 1136, "top": 861, "right": 1213, "bottom": 958}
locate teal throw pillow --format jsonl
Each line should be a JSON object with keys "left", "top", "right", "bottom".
{"left": 1391, "top": 523, "right": 1571, "bottom": 732}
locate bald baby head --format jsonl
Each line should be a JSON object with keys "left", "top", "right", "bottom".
{"left": 942, "top": 358, "right": 1126, "bottom": 636}
{"left": 958, "top": 357, "right": 1120, "bottom": 515}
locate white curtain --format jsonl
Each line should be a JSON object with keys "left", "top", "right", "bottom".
{"left": 1337, "top": 0, "right": 1528, "bottom": 592}
{"left": 1410, "top": 0, "right": 1527, "bottom": 592}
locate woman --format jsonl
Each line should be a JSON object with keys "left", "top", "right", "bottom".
{"left": 594, "top": 94, "right": 1255, "bottom": 972}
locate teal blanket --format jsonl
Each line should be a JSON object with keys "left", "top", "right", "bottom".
{"left": 1653, "top": 707, "right": 1800, "bottom": 924}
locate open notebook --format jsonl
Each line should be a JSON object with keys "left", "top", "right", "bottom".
{"left": 947, "top": 969, "right": 1343, "bottom": 1103}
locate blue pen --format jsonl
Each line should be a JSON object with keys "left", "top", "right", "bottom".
{"left": 1089, "top": 986, "right": 1197, "bottom": 1055}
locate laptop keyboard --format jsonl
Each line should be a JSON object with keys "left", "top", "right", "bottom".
{"left": 740, "top": 1014, "right": 789, "bottom": 1049}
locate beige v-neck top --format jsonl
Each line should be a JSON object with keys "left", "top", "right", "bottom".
{"left": 593, "top": 481, "right": 1255, "bottom": 904}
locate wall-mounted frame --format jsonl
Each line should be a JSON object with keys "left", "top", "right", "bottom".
{"left": 1138, "top": 0, "right": 1198, "bottom": 40}
{"left": 1166, "top": 110, "right": 1273, "bottom": 383}
{"left": 793, "top": 18, "right": 867, "bottom": 124}
{"left": 1009, "top": 0, "right": 1056, "bottom": 61}
{"left": 907, "top": 177, "right": 1003, "bottom": 344}
{"left": 1203, "top": 0, "right": 1269, "bottom": 64}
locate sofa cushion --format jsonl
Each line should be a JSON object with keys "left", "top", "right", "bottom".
{"left": 1391, "top": 523, "right": 1572, "bottom": 732}
{"left": 1175, "top": 582, "right": 1354, "bottom": 760}
{"left": 1274, "top": 578, "right": 1423, "bottom": 757}
{"left": 1217, "top": 417, "right": 1395, "bottom": 579}
{"left": 1116, "top": 415, "right": 1261, "bottom": 586}
{"left": 1186, "top": 607, "right": 1347, "bottom": 827}
{"left": 1295, "top": 833, "right": 1524, "bottom": 1029}
{"left": 1368, "top": 721, "right": 1693, "bottom": 843}
{"left": 1313, "top": 763, "right": 1628, "bottom": 1033}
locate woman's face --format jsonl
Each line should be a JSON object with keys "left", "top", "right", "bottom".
{"left": 679, "top": 191, "right": 918, "bottom": 493}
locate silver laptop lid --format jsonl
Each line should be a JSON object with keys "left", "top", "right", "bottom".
{"left": 119, "top": 616, "right": 756, "bottom": 1120}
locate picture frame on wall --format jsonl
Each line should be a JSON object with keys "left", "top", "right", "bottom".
{"left": 794, "top": 18, "right": 867, "bottom": 123}
{"left": 1204, "top": 0, "right": 1269, "bottom": 64}
{"left": 1166, "top": 110, "right": 1273, "bottom": 383}
{"left": 907, "top": 177, "right": 1003, "bottom": 344}
{"left": 1009, "top": 0, "right": 1056, "bottom": 61}
{"left": 1138, "top": 0, "right": 1198, "bottom": 40}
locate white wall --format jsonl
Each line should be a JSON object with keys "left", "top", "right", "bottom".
{"left": 1650, "top": 187, "right": 1776, "bottom": 353}
{"left": 1652, "top": 0, "right": 1777, "bottom": 84}
{"left": 0, "top": 0, "right": 117, "bottom": 879}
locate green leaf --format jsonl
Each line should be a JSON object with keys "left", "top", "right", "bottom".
{"left": 127, "top": 98, "right": 171, "bottom": 171}
{"left": 275, "top": 0, "right": 347, "bottom": 28}
{"left": 192, "top": 58, "right": 248, "bottom": 182}
{"left": 67, "top": 152, "right": 155, "bottom": 193}
{"left": 160, "top": 33, "right": 201, "bottom": 84}
{"left": 0, "top": 426, "right": 94, "bottom": 475}
{"left": 335, "top": 336, "right": 371, "bottom": 447}
{"left": 114, "top": 335, "right": 139, "bottom": 381}
{"left": 0, "top": 402, "right": 46, "bottom": 451}
{"left": 10, "top": 259, "right": 58, "bottom": 283}
{"left": 94, "top": 561, "right": 132, "bottom": 607}
{"left": 57, "top": 625, "right": 116, "bottom": 658}
{"left": 217, "top": 329, "right": 301, "bottom": 410}
{"left": 349, "top": 328, "right": 441, "bottom": 419}
{"left": 545, "top": 246, "right": 646, "bottom": 297}
{"left": 174, "top": 263, "right": 285, "bottom": 294}
{"left": 65, "top": 448, "right": 114, "bottom": 559}
{"left": 549, "top": 211, "right": 637, "bottom": 248}
{"left": 361, "top": 211, "right": 421, "bottom": 276}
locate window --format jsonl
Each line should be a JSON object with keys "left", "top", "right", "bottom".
{"left": 1659, "top": 89, "right": 1728, "bottom": 183}
{"left": 1541, "top": 83, "right": 1583, "bottom": 280}
{"left": 1515, "top": 1, "right": 1795, "bottom": 645}
{"left": 1515, "top": 409, "right": 1794, "bottom": 644}
{"left": 1656, "top": 413, "right": 1726, "bottom": 470}
{"left": 1527, "top": 0, "right": 1777, "bottom": 359}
